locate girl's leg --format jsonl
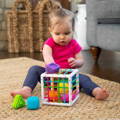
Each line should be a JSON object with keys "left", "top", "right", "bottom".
{"left": 79, "top": 74, "right": 109, "bottom": 100}
{"left": 23, "top": 65, "right": 45, "bottom": 90}
{"left": 11, "top": 65, "right": 45, "bottom": 98}
{"left": 79, "top": 74, "right": 99, "bottom": 96}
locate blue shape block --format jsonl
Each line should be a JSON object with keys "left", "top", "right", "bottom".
{"left": 27, "top": 96, "right": 40, "bottom": 110}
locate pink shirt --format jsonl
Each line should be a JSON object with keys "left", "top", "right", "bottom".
{"left": 44, "top": 38, "right": 82, "bottom": 68}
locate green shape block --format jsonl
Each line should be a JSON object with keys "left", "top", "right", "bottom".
{"left": 12, "top": 95, "right": 26, "bottom": 109}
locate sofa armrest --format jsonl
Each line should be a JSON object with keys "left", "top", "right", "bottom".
{"left": 97, "top": 18, "right": 120, "bottom": 24}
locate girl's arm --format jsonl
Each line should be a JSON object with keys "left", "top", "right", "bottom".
{"left": 75, "top": 52, "right": 84, "bottom": 67}
{"left": 42, "top": 44, "right": 55, "bottom": 65}
{"left": 68, "top": 52, "right": 84, "bottom": 68}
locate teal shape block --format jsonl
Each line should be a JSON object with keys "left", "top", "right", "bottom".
{"left": 27, "top": 96, "right": 40, "bottom": 110}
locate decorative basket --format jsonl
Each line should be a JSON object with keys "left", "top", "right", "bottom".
{"left": 7, "top": 0, "right": 61, "bottom": 53}
{"left": 7, "top": 0, "right": 33, "bottom": 53}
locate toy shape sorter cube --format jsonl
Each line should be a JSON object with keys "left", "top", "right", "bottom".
{"left": 41, "top": 69, "right": 80, "bottom": 106}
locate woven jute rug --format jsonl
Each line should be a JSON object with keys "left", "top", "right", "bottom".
{"left": 0, "top": 57, "right": 120, "bottom": 120}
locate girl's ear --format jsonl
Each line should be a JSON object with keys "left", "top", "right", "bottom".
{"left": 48, "top": 27, "right": 51, "bottom": 32}
{"left": 49, "top": 27, "right": 52, "bottom": 34}
{"left": 49, "top": 27, "right": 51, "bottom": 32}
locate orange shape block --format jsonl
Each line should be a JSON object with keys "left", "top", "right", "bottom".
{"left": 48, "top": 90, "right": 58, "bottom": 102}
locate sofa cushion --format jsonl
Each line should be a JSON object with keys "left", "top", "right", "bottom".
{"left": 97, "top": 24, "right": 120, "bottom": 51}
{"left": 94, "top": 0, "right": 120, "bottom": 18}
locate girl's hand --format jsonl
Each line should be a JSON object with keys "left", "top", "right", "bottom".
{"left": 68, "top": 57, "right": 84, "bottom": 68}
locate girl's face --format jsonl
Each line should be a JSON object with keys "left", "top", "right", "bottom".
{"left": 50, "top": 20, "right": 73, "bottom": 46}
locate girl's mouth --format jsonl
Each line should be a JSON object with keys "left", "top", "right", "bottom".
{"left": 60, "top": 41, "right": 66, "bottom": 44}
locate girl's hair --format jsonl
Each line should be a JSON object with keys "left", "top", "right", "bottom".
{"left": 49, "top": 7, "right": 75, "bottom": 29}
{"left": 50, "top": 0, "right": 62, "bottom": 11}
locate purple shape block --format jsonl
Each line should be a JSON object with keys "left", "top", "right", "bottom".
{"left": 46, "top": 63, "right": 60, "bottom": 73}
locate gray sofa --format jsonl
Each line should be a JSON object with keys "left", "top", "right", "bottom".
{"left": 86, "top": 0, "right": 120, "bottom": 61}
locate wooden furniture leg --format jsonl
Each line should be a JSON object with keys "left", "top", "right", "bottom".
{"left": 90, "top": 46, "right": 101, "bottom": 62}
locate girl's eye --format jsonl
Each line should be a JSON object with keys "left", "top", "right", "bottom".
{"left": 64, "top": 32, "right": 70, "bottom": 35}
{"left": 55, "top": 33, "right": 60, "bottom": 35}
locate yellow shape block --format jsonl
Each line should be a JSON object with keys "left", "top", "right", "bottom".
{"left": 58, "top": 83, "right": 69, "bottom": 94}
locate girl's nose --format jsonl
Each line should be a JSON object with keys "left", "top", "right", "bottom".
{"left": 60, "top": 34, "right": 65, "bottom": 39}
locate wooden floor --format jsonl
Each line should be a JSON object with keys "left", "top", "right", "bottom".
{"left": 0, "top": 50, "right": 120, "bottom": 83}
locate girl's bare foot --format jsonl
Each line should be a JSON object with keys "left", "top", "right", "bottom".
{"left": 92, "top": 87, "right": 109, "bottom": 100}
{"left": 10, "top": 86, "right": 32, "bottom": 99}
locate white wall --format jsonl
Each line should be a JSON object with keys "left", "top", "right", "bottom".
{"left": 73, "top": 4, "right": 89, "bottom": 50}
